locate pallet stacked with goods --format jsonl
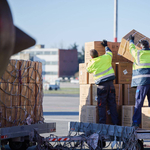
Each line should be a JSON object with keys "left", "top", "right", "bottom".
{"left": 79, "top": 41, "right": 134, "bottom": 126}
{"left": 0, "top": 59, "right": 43, "bottom": 128}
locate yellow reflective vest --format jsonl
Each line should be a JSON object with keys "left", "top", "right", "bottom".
{"left": 86, "top": 47, "right": 115, "bottom": 85}
{"left": 129, "top": 42, "right": 150, "bottom": 87}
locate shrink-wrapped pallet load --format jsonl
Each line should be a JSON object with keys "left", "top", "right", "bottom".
{"left": 0, "top": 59, "right": 44, "bottom": 128}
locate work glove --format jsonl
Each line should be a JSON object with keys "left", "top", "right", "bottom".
{"left": 101, "top": 40, "right": 107, "bottom": 47}
{"left": 129, "top": 35, "right": 134, "bottom": 42}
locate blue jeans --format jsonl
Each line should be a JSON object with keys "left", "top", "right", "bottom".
{"left": 132, "top": 84, "right": 150, "bottom": 125}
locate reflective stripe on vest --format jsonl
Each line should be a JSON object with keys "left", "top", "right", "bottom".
{"left": 132, "top": 74, "right": 150, "bottom": 79}
{"left": 94, "top": 66, "right": 113, "bottom": 77}
{"left": 95, "top": 73, "right": 115, "bottom": 82}
{"left": 137, "top": 51, "right": 150, "bottom": 66}
{"left": 106, "top": 53, "right": 112, "bottom": 58}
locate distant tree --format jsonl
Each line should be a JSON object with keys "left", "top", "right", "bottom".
{"left": 69, "top": 43, "right": 78, "bottom": 50}
{"left": 78, "top": 46, "right": 84, "bottom": 63}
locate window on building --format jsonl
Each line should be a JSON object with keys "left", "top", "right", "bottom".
{"left": 44, "top": 71, "right": 58, "bottom": 75}
{"left": 44, "top": 51, "right": 50, "bottom": 55}
{"left": 51, "top": 51, "right": 58, "bottom": 55}
{"left": 36, "top": 51, "right": 43, "bottom": 55}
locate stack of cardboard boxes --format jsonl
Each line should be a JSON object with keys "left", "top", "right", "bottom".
{"left": 79, "top": 30, "right": 150, "bottom": 129}
{"left": 0, "top": 59, "right": 43, "bottom": 128}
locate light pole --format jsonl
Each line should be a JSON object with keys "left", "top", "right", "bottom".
{"left": 114, "top": 0, "right": 118, "bottom": 42}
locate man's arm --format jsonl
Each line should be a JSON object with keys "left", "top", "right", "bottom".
{"left": 129, "top": 35, "right": 137, "bottom": 58}
{"left": 86, "top": 62, "right": 93, "bottom": 73}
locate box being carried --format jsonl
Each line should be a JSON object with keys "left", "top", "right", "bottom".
{"left": 118, "top": 29, "right": 150, "bottom": 62}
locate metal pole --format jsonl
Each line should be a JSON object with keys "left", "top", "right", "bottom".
{"left": 114, "top": 0, "right": 118, "bottom": 42}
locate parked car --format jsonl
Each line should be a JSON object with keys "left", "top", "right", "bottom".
{"left": 49, "top": 79, "right": 60, "bottom": 90}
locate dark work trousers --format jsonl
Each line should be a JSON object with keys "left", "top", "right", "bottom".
{"left": 97, "top": 80, "right": 119, "bottom": 125}
{"left": 132, "top": 84, "right": 150, "bottom": 125}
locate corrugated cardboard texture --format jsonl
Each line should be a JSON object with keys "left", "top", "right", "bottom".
{"left": 114, "top": 84, "right": 123, "bottom": 106}
{"left": 118, "top": 29, "right": 150, "bottom": 62}
{"left": 88, "top": 62, "right": 116, "bottom": 84}
{"left": 79, "top": 63, "right": 88, "bottom": 84}
{"left": 36, "top": 62, "right": 42, "bottom": 84}
{"left": 79, "top": 105, "right": 98, "bottom": 123}
{"left": 91, "top": 84, "right": 97, "bottom": 106}
{"left": 35, "top": 83, "right": 43, "bottom": 106}
{"left": 124, "top": 84, "right": 136, "bottom": 105}
{"left": 142, "top": 107, "right": 150, "bottom": 130}
{"left": 122, "top": 105, "right": 134, "bottom": 126}
{"left": 28, "top": 61, "right": 36, "bottom": 83}
{"left": 143, "top": 96, "right": 148, "bottom": 106}
{"left": 28, "top": 83, "right": 36, "bottom": 106}
{"left": 0, "top": 83, "right": 20, "bottom": 107}
{"left": 80, "top": 85, "right": 91, "bottom": 105}
{"left": 117, "top": 62, "right": 132, "bottom": 84}
{"left": 0, "top": 60, "right": 19, "bottom": 83}
{"left": 20, "top": 60, "right": 29, "bottom": 83}
{"left": 20, "top": 83, "right": 29, "bottom": 106}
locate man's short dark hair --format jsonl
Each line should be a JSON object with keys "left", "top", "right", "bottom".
{"left": 90, "top": 49, "right": 98, "bottom": 58}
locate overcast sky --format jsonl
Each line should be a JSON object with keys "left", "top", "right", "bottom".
{"left": 7, "top": 0, "right": 150, "bottom": 51}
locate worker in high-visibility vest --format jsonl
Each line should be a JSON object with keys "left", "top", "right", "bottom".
{"left": 129, "top": 35, "right": 150, "bottom": 128}
{"left": 86, "top": 40, "right": 119, "bottom": 125}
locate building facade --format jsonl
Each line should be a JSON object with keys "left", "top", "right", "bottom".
{"left": 11, "top": 45, "right": 78, "bottom": 82}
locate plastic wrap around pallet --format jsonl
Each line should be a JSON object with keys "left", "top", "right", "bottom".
{"left": 0, "top": 59, "right": 44, "bottom": 128}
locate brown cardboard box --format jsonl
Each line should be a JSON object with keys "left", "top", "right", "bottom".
{"left": 142, "top": 107, "right": 150, "bottom": 130}
{"left": 88, "top": 62, "right": 116, "bottom": 84}
{"left": 80, "top": 85, "right": 91, "bottom": 105}
{"left": 35, "top": 104, "right": 43, "bottom": 122}
{"left": 114, "top": 84, "right": 123, "bottom": 106}
{"left": 79, "top": 105, "right": 98, "bottom": 123}
{"left": 28, "top": 83, "right": 36, "bottom": 106}
{"left": 36, "top": 62, "right": 42, "bottom": 84}
{"left": 5, "top": 107, "right": 16, "bottom": 127}
{"left": 124, "top": 84, "right": 136, "bottom": 105}
{"left": 117, "top": 62, "right": 133, "bottom": 84}
{"left": 28, "top": 61, "right": 36, "bottom": 83}
{"left": 35, "top": 83, "right": 43, "bottom": 106}
{"left": 1, "top": 59, "right": 20, "bottom": 83}
{"left": 79, "top": 63, "right": 89, "bottom": 84}
{"left": 118, "top": 29, "right": 150, "bottom": 62}
{"left": 0, "top": 83, "right": 20, "bottom": 107}
{"left": 20, "top": 83, "right": 29, "bottom": 106}
{"left": 20, "top": 60, "right": 29, "bottom": 83}
{"left": 143, "top": 96, "right": 148, "bottom": 106}
{"left": 91, "top": 84, "right": 97, "bottom": 106}
{"left": 122, "top": 105, "right": 134, "bottom": 126}
{"left": 85, "top": 41, "right": 130, "bottom": 64}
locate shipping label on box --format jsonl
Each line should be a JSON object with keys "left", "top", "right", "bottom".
{"left": 79, "top": 105, "right": 98, "bottom": 123}
{"left": 117, "top": 62, "right": 133, "bottom": 84}
{"left": 124, "top": 84, "right": 136, "bottom": 105}
{"left": 79, "top": 63, "right": 89, "bottom": 84}
{"left": 118, "top": 29, "right": 150, "bottom": 62}
{"left": 142, "top": 107, "right": 150, "bottom": 130}
{"left": 122, "top": 105, "right": 134, "bottom": 126}
{"left": 80, "top": 85, "right": 91, "bottom": 105}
